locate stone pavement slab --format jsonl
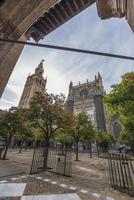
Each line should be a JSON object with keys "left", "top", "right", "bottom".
{"left": 21, "top": 194, "right": 81, "bottom": 200}
{"left": 0, "top": 183, "right": 26, "bottom": 197}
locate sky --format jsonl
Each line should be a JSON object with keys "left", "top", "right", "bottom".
{"left": 0, "top": 4, "right": 134, "bottom": 110}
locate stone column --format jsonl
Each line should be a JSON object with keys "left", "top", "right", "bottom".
{"left": 0, "top": 34, "right": 27, "bottom": 97}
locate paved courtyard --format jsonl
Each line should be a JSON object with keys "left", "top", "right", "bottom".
{"left": 0, "top": 175, "right": 113, "bottom": 200}
{"left": 0, "top": 160, "right": 24, "bottom": 178}
{"left": 6, "top": 149, "right": 110, "bottom": 193}
{"left": 0, "top": 149, "right": 133, "bottom": 200}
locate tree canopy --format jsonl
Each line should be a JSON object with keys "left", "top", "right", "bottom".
{"left": 105, "top": 72, "right": 134, "bottom": 150}
{"left": 0, "top": 107, "right": 31, "bottom": 159}
{"left": 25, "top": 92, "right": 74, "bottom": 143}
{"left": 70, "top": 112, "right": 95, "bottom": 160}
{"left": 95, "top": 131, "right": 114, "bottom": 150}
{"left": 54, "top": 128, "right": 73, "bottom": 143}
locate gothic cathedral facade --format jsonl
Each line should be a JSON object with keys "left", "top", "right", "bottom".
{"left": 66, "top": 73, "right": 110, "bottom": 132}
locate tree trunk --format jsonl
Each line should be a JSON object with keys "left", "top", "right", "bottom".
{"left": 75, "top": 141, "right": 79, "bottom": 161}
{"left": 82, "top": 142, "right": 85, "bottom": 153}
{"left": 2, "top": 135, "right": 12, "bottom": 160}
{"left": 19, "top": 141, "right": 23, "bottom": 153}
{"left": 89, "top": 142, "right": 92, "bottom": 158}
{"left": 87, "top": 142, "right": 89, "bottom": 153}
{"left": 25, "top": 144, "right": 27, "bottom": 151}
{"left": 131, "top": 144, "right": 134, "bottom": 154}
{"left": 43, "top": 137, "right": 49, "bottom": 169}
{"left": 97, "top": 143, "right": 100, "bottom": 157}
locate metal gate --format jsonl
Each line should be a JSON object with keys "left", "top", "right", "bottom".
{"left": 30, "top": 145, "right": 72, "bottom": 177}
{"left": 108, "top": 153, "right": 134, "bottom": 196}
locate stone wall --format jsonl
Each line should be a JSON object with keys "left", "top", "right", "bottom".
{"left": 96, "top": 0, "right": 126, "bottom": 19}
{"left": 127, "top": 0, "right": 134, "bottom": 32}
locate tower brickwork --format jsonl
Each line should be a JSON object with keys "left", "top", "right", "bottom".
{"left": 66, "top": 81, "right": 74, "bottom": 113}
{"left": 18, "top": 60, "right": 47, "bottom": 108}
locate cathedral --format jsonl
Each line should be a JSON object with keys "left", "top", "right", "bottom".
{"left": 18, "top": 60, "right": 47, "bottom": 108}
{"left": 66, "top": 73, "right": 119, "bottom": 135}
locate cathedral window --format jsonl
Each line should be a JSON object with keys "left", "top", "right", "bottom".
{"left": 36, "top": 78, "right": 39, "bottom": 83}
{"left": 80, "top": 89, "right": 89, "bottom": 97}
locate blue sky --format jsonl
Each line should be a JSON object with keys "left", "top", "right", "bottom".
{"left": 0, "top": 4, "right": 134, "bottom": 110}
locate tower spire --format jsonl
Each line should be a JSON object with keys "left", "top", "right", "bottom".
{"left": 98, "top": 72, "right": 102, "bottom": 80}
{"left": 69, "top": 81, "right": 73, "bottom": 93}
{"left": 35, "top": 59, "right": 45, "bottom": 75}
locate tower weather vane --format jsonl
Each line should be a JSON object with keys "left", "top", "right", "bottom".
{"left": 41, "top": 59, "right": 45, "bottom": 63}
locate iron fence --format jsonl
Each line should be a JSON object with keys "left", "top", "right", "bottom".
{"left": 30, "top": 145, "right": 72, "bottom": 177}
{"left": 108, "top": 153, "right": 134, "bottom": 196}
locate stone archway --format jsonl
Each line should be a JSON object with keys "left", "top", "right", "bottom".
{"left": 0, "top": 0, "right": 60, "bottom": 97}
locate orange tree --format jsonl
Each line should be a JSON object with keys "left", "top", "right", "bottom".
{"left": 95, "top": 131, "right": 114, "bottom": 153}
{"left": 70, "top": 112, "right": 94, "bottom": 161}
{"left": 25, "top": 92, "right": 74, "bottom": 168}
{"left": 0, "top": 107, "right": 31, "bottom": 159}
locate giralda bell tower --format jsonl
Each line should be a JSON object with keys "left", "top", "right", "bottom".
{"left": 18, "top": 60, "right": 47, "bottom": 108}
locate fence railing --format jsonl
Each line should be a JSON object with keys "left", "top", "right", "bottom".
{"left": 108, "top": 153, "right": 134, "bottom": 196}
{"left": 30, "top": 146, "right": 72, "bottom": 177}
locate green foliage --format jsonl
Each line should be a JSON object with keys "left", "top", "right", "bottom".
{"left": 29, "top": 127, "right": 43, "bottom": 140}
{"left": 70, "top": 112, "right": 95, "bottom": 161}
{"left": 25, "top": 92, "right": 74, "bottom": 145}
{"left": 82, "top": 119, "right": 95, "bottom": 142}
{"left": 70, "top": 112, "right": 95, "bottom": 142}
{"left": 119, "top": 130, "right": 134, "bottom": 151}
{"left": 0, "top": 107, "right": 31, "bottom": 159}
{"left": 105, "top": 72, "right": 134, "bottom": 149}
{"left": 105, "top": 73, "right": 134, "bottom": 116}
{"left": 95, "top": 131, "right": 114, "bottom": 149}
{"left": 95, "top": 131, "right": 113, "bottom": 144}
{"left": 0, "top": 107, "right": 26, "bottom": 139}
{"left": 54, "top": 128, "right": 73, "bottom": 143}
